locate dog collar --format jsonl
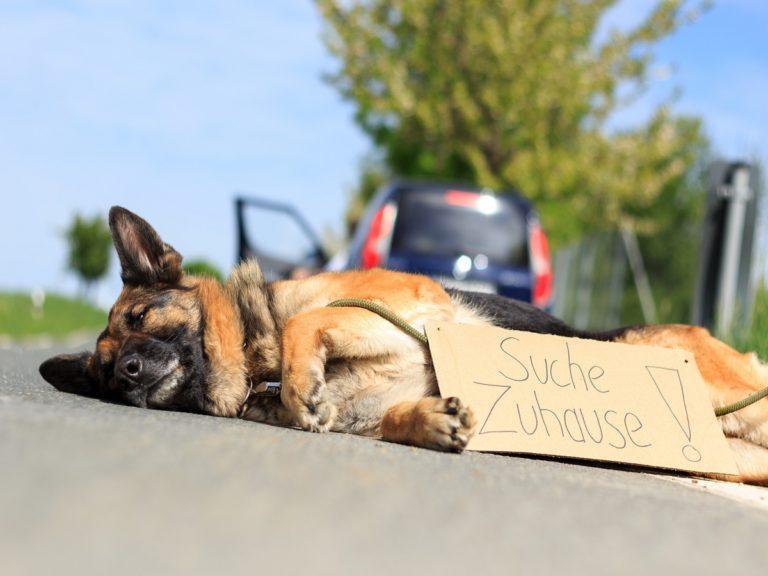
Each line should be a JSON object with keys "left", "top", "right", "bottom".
{"left": 238, "top": 379, "right": 282, "bottom": 418}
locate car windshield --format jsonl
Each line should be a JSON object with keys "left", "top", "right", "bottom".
{"left": 389, "top": 189, "right": 529, "bottom": 267}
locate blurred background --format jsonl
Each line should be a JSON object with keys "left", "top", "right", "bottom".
{"left": 1, "top": 0, "right": 766, "bottom": 354}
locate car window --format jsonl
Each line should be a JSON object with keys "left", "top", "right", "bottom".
{"left": 241, "top": 203, "right": 319, "bottom": 265}
{"left": 389, "top": 190, "right": 529, "bottom": 267}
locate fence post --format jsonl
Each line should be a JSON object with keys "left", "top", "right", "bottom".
{"left": 621, "top": 226, "right": 658, "bottom": 325}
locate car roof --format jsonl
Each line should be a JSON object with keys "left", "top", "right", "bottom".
{"left": 385, "top": 179, "right": 533, "bottom": 211}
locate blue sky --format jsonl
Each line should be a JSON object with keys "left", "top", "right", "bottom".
{"left": 0, "top": 0, "right": 766, "bottom": 306}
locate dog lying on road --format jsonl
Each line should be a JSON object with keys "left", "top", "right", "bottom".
{"left": 40, "top": 207, "right": 768, "bottom": 484}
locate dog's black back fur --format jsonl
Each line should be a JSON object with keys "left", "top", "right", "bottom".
{"left": 447, "top": 289, "right": 634, "bottom": 342}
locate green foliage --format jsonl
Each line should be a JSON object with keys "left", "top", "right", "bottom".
{"left": 65, "top": 213, "right": 111, "bottom": 289}
{"left": 0, "top": 292, "right": 107, "bottom": 339}
{"left": 620, "top": 152, "right": 709, "bottom": 324}
{"left": 182, "top": 259, "right": 225, "bottom": 282}
{"left": 728, "top": 284, "right": 768, "bottom": 360}
{"left": 317, "top": 0, "right": 707, "bottom": 244}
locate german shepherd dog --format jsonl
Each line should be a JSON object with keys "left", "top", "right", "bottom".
{"left": 40, "top": 207, "right": 768, "bottom": 484}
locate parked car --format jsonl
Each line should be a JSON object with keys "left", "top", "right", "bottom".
{"left": 235, "top": 180, "right": 553, "bottom": 308}
{"left": 341, "top": 181, "right": 553, "bottom": 308}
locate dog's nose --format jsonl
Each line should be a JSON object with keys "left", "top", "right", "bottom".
{"left": 117, "top": 354, "right": 143, "bottom": 381}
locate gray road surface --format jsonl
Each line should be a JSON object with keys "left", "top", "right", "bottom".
{"left": 2, "top": 344, "right": 768, "bottom": 576}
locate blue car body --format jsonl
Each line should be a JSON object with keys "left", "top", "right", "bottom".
{"left": 342, "top": 181, "right": 552, "bottom": 307}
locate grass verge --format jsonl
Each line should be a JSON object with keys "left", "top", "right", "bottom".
{"left": 727, "top": 285, "right": 768, "bottom": 359}
{"left": 0, "top": 292, "right": 107, "bottom": 340}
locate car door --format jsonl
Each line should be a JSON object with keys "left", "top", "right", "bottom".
{"left": 235, "top": 196, "right": 328, "bottom": 282}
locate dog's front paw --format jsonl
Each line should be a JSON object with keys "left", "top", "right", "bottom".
{"left": 417, "top": 397, "right": 477, "bottom": 452}
{"left": 293, "top": 398, "right": 337, "bottom": 433}
{"left": 281, "top": 376, "right": 337, "bottom": 433}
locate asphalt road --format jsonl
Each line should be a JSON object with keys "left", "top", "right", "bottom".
{"left": 3, "top": 343, "right": 768, "bottom": 576}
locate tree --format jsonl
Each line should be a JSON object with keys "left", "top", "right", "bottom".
{"left": 65, "top": 214, "right": 112, "bottom": 299}
{"left": 621, "top": 146, "right": 709, "bottom": 324}
{"left": 317, "top": 0, "right": 707, "bottom": 245}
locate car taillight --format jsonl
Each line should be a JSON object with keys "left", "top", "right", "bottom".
{"left": 361, "top": 203, "right": 397, "bottom": 269}
{"left": 529, "top": 219, "right": 553, "bottom": 308}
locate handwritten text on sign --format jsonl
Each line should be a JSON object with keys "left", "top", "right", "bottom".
{"left": 426, "top": 322, "right": 737, "bottom": 475}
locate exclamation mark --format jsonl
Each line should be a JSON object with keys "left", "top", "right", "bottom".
{"left": 645, "top": 365, "right": 702, "bottom": 462}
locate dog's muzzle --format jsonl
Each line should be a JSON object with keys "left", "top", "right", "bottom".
{"left": 116, "top": 336, "right": 183, "bottom": 407}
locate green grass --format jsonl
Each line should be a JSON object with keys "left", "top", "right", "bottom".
{"left": 1, "top": 284, "right": 767, "bottom": 352}
{"left": 0, "top": 292, "right": 107, "bottom": 339}
{"left": 728, "top": 284, "right": 768, "bottom": 359}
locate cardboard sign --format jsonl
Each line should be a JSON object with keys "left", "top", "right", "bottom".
{"left": 426, "top": 322, "right": 738, "bottom": 476}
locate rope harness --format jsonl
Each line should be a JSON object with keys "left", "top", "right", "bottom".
{"left": 326, "top": 298, "right": 766, "bottom": 419}
{"left": 327, "top": 298, "right": 429, "bottom": 345}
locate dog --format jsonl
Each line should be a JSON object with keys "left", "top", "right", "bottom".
{"left": 39, "top": 206, "right": 768, "bottom": 484}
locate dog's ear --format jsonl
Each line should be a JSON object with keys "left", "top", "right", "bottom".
{"left": 39, "top": 352, "right": 99, "bottom": 397}
{"left": 108, "top": 206, "right": 183, "bottom": 285}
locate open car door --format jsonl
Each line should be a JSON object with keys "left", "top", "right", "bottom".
{"left": 236, "top": 196, "right": 329, "bottom": 282}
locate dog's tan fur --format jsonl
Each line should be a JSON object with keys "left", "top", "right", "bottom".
{"left": 219, "top": 262, "right": 768, "bottom": 480}
{"left": 39, "top": 208, "right": 768, "bottom": 484}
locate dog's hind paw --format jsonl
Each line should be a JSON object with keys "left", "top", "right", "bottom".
{"left": 414, "top": 396, "right": 477, "bottom": 452}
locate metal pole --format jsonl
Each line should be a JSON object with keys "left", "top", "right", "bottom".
{"left": 621, "top": 226, "right": 658, "bottom": 325}
{"left": 574, "top": 237, "right": 597, "bottom": 330}
{"left": 606, "top": 232, "right": 627, "bottom": 328}
{"left": 716, "top": 165, "right": 752, "bottom": 335}
{"left": 552, "top": 248, "right": 571, "bottom": 320}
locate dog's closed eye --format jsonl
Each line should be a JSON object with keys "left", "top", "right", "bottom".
{"left": 126, "top": 308, "right": 147, "bottom": 328}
